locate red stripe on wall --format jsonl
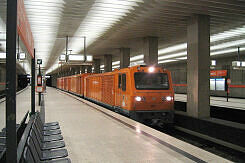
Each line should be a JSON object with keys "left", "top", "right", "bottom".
{"left": 229, "top": 85, "right": 245, "bottom": 88}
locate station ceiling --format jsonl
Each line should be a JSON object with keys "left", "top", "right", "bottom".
{"left": 1, "top": 0, "right": 245, "bottom": 73}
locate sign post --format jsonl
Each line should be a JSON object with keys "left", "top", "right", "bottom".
{"left": 37, "top": 59, "right": 42, "bottom": 106}
{"left": 226, "top": 78, "right": 231, "bottom": 102}
{"left": 31, "top": 49, "right": 35, "bottom": 115}
{"left": 6, "top": 0, "right": 17, "bottom": 161}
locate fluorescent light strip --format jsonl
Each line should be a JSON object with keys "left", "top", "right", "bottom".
{"left": 158, "top": 43, "right": 187, "bottom": 55}
{"left": 69, "top": 0, "right": 143, "bottom": 54}
{"left": 112, "top": 65, "right": 120, "bottom": 69}
{"left": 158, "top": 51, "right": 186, "bottom": 60}
{"left": 87, "top": 55, "right": 93, "bottom": 62}
{"left": 25, "top": 0, "right": 64, "bottom": 66}
{"left": 158, "top": 60, "right": 178, "bottom": 64}
{"left": 176, "top": 57, "right": 187, "bottom": 60}
{"left": 68, "top": 55, "right": 85, "bottom": 61}
{"left": 211, "top": 39, "right": 245, "bottom": 51}
{"left": 46, "top": 22, "right": 245, "bottom": 73}
{"left": 211, "top": 48, "right": 245, "bottom": 56}
{"left": 130, "top": 54, "right": 143, "bottom": 62}
{"left": 112, "top": 61, "right": 120, "bottom": 65}
{"left": 210, "top": 26, "right": 245, "bottom": 42}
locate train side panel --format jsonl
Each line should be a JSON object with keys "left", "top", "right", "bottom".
{"left": 61, "top": 78, "right": 64, "bottom": 90}
{"left": 64, "top": 77, "right": 68, "bottom": 91}
{"left": 102, "top": 75, "right": 115, "bottom": 106}
{"left": 67, "top": 77, "right": 71, "bottom": 92}
{"left": 84, "top": 73, "right": 115, "bottom": 107}
{"left": 80, "top": 73, "right": 93, "bottom": 96}
{"left": 70, "top": 75, "right": 83, "bottom": 95}
{"left": 70, "top": 75, "right": 77, "bottom": 94}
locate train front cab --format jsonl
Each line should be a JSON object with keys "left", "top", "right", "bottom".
{"left": 115, "top": 65, "right": 174, "bottom": 125}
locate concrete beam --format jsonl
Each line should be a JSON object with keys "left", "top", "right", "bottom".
{"left": 143, "top": 36, "right": 158, "bottom": 65}
{"left": 187, "top": 14, "right": 210, "bottom": 118}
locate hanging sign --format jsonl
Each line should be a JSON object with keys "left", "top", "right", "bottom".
{"left": 37, "top": 76, "right": 42, "bottom": 86}
{"left": 210, "top": 70, "right": 227, "bottom": 77}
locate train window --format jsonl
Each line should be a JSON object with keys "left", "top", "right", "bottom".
{"left": 134, "top": 72, "right": 169, "bottom": 90}
{"left": 122, "top": 74, "right": 126, "bottom": 91}
{"left": 118, "top": 74, "right": 122, "bottom": 88}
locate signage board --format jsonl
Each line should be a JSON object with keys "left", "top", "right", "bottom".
{"left": 210, "top": 70, "right": 227, "bottom": 77}
{"left": 59, "top": 54, "right": 66, "bottom": 61}
{"left": 37, "top": 76, "right": 42, "bottom": 85}
{"left": 19, "top": 52, "right": 26, "bottom": 60}
{"left": 37, "top": 59, "right": 42, "bottom": 64}
{"left": 36, "top": 86, "right": 43, "bottom": 93}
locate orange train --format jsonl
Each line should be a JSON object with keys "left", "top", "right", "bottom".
{"left": 57, "top": 73, "right": 92, "bottom": 96}
{"left": 57, "top": 65, "right": 174, "bottom": 125}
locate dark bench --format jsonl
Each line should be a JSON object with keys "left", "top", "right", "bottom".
{"left": 18, "top": 112, "right": 71, "bottom": 163}
{"left": 0, "top": 111, "right": 29, "bottom": 162}
{"left": 0, "top": 111, "right": 71, "bottom": 163}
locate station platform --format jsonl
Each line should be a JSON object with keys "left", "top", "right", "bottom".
{"left": 39, "top": 87, "right": 230, "bottom": 162}
{"left": 175, "top": 94, "right": 245, "bottom": 110}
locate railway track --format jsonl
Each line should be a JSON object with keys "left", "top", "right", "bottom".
{"left": 154, "top": 126, "right": 245, "bottom": 163}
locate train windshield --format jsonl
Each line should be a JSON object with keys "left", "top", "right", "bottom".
{"left": 134, "top": 72, "right": 169, "bottom": 90}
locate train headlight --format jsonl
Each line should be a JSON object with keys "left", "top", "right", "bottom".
{"left": 135, "top": 96, "right": 142, "bottom": 102}
{"left": 166, "top": 96, "right": 172, "bottom": 101}
{"left": 148, "top": 67, "right": 155, "bottom": 73}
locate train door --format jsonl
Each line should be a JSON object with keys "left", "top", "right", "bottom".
{"left": 118, "top": 73, "right": 127, "bottom": 109}
{"left": 117, "top": 74, "right": 122, "bottom": 107}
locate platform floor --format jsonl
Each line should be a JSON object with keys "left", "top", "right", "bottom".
{"left": 175, "top": 94, "right": 245, "bottom": 110}
{"left": 43, "top": 87, "right": 231, "bottom": 162}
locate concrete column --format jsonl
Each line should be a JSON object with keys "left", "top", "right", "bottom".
{"left": 104, "top": 55, "right": 112, "bottom": 72}
{"left": 187, "top": 14, "right": 210, "bottom": 118}
{"left": 76, "top": 66, "right": 80, "bottom": 74}
{"left": 120, "top": 48, "right": 130, "bottom": 68}
{"left": 81, "top": 66, "right": 85, "bottom": 73}
{"left": 87, "top": 65, "right": 92, "bottom": 73}
{"left": 70, "top": 67, "right": 74, "bottom": 75}
{"left": 69, "top": 67, "right": 72, "bottom": 76}
{"left": 93, "top": 59, "right": 101, "bottom": 73}
{"left": 143, "top": 36, "right": 158, "bottom": 65}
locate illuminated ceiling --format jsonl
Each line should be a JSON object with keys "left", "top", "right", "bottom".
{"left": 1, "top": 0, "right": 245, "bottom": 74}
